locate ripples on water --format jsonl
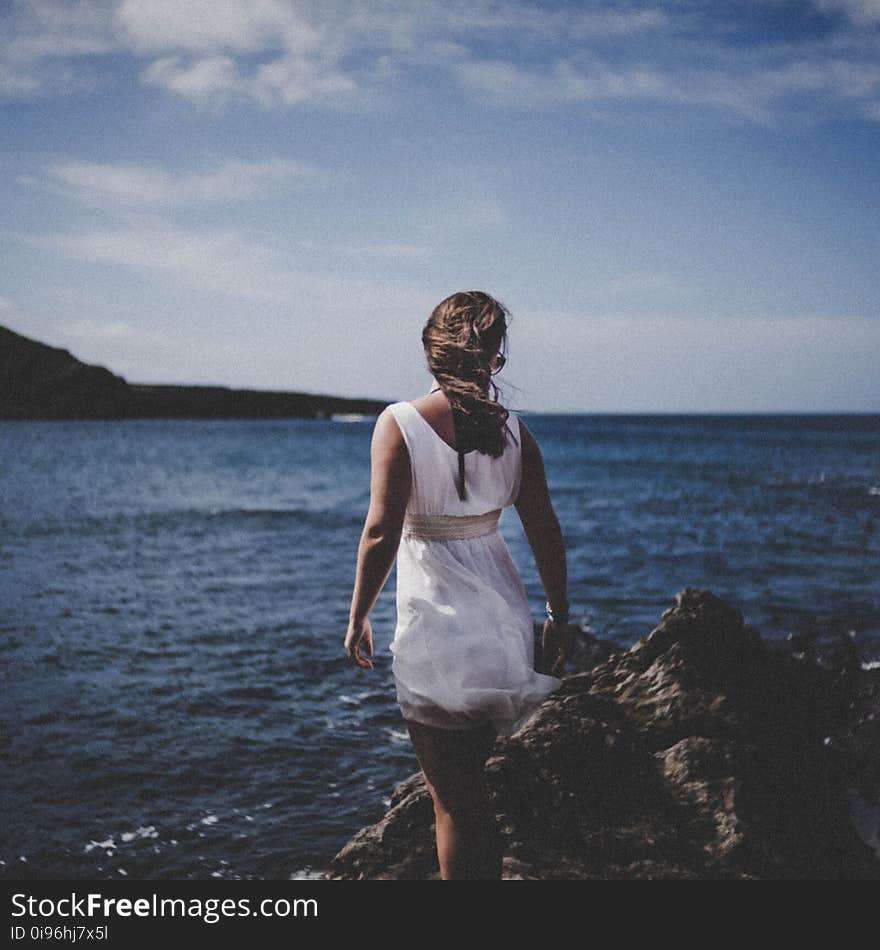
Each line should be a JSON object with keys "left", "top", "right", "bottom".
{"left": 1, "top": 414, "right": 878, "bottom": 878}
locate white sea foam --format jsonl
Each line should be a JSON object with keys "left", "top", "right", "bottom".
{"left": 120, "top": 825, "right": 158, "bottom": 842}
{"left": 84, "top": 837, "right": 115, "bottom": 853}
{"left": 288, "top": 867, "right": 327, "bottom": 880}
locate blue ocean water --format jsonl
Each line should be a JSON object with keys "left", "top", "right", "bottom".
{"left": 1, "top": 413, "right": 878, "bottom": 879}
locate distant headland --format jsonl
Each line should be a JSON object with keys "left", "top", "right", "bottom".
{"left": 0, "top": 324, "right": 390, "bottom": 420}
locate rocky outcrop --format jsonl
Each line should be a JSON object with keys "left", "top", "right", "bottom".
{"left": 0, "top": 324, "right": 388, "bottom": 419}
{"left": 1, "top": 324, "right": 133, "bottom": 419}
{"left": 326, "top": 588, "right": 880, "bottom": 880}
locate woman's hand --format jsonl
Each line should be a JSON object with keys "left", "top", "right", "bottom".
{"left": 345, "top": 617, "right": 374, "bottom": 670}
{"left": 541, "top": 618, "right": 571, "bottom": 676}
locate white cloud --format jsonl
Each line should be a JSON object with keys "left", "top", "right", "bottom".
{"left": 0, "top": 0, "right": 115, "bottom": 96}
{"left": 28, "top": 217, "right": 298, "bottom": 305}
{"left": 114, "top": 0, "right": 318, "bottom": 54}
{"left": 141, "top": 55, "right": 242, "bottom": 106}
{"left": 0, "top": 63, "right": 42, "bottom": 97}
{"left": 123, "top": 0, "right": 394, "bottom": 107}
{"left": 0, "top": 295, "right": 13, "bottom": 310}
{"left": 298, "top": 238, "right": 426, "bottom": 258}
{"left": 59, "top": 318, "right": 134, "bottom": 339}
{"left": 456, "top": 59, "right": 674, "bottom": 107}
{"left": 437, "top": 2, "right": 668, "bottom": 39}
{"left": 568, "top": 7, "right": 670, "bottom": 37}
{"left": 814, "top": 0, "right": 880, "bottom": 26}
{"left": 143, "top": 50, "right": 358, "bottom": 109}
{"left": 455, "top": 51, "right": 880, "bottom": 123}
{"left": 43, "top": 158, "right": 317, "bottom": 207}
{"left": 597, "top": 272, "right": 691, "bottom": 298}
{"left": 249, "top": 53, "right": 357, "bottom": 107}
{"left": 22, "top": 216, "right": 431, "bottom": 312}
{"left": 0, "top": 0, "right": 878, "bottom": 123}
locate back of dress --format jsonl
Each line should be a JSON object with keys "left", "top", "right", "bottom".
{"left": 386, "top": 400, "right": 560, "bottom": 738}
{"left": 387, "top": 401, "right": 521, "bottom": 518}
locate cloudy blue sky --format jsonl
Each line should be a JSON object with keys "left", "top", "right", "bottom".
{"left": 1, "top": 0, "right": 878, "bottom": 412}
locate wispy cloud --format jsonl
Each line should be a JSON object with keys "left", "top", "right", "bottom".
{"left": 0, "top": 0, "right": 115, "bottom": 96}
{"left": 42, "top": 158, "right": 318, "bottom": 207}
{"left": 26, "top": 216, "right": 301, "bottom": 305}
{"left": 596, "top": 272, "right": 692, "bottom": 298}
{"left": 0, "top": 0, "right": 877, "bottom": 124}
{"left": 814, "top": 0, "right": 880, "bottom": 26}
{"left": 58, "top": 318, "right": 134, "bottom": 339}
{"left": 141, "top": 52, "right": 357, "bottom": 109}
{"left": 20, "top": 215, "right": 432, "bottom": 312}
{"left": 113, "top": 0, "right": 319, "bottom": 55}
{"left": 456, "top": 59, "right": 676, "bottom": 107}
{"left": 298, "top": 238, "right": 427, "bottom": 259}
{"left": 140, "top": 55, "right": 244, "bottom": 107}
{"left": 456, "top": 45, "right": 880, "bottom": 123}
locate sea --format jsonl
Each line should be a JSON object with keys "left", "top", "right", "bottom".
{"left": 1, "top": 412, "right": 878, "bottom": 880}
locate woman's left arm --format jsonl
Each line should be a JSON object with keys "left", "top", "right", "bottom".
{"left": 344, "top": 408, "right": 411, "bottom": 669}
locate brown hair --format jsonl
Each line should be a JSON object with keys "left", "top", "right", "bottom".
{"left": 422, "top": 291, "right": 514, "bottom": 472}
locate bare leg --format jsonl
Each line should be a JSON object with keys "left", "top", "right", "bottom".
{"left": 404, "top": 718, "right": 501, "bottom": 880}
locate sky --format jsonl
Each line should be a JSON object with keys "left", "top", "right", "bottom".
{"left": 1, "top": 0, "right": 878, "bottom": 413}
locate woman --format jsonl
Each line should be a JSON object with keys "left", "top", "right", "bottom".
{"left": 344, "top": 290, "right": 570, "bottom": 880}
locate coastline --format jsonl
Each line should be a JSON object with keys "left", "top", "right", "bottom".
{"left": 0, "top": 323, "right": 389, "bottom": 420}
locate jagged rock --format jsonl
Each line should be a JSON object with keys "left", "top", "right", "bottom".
{"left": 326, "top": 588, "right": 880, "bottom": 880}
{"left": 532, "top": 618, "right": 619, "bottom": 676}
{"left": 330, "top": 774, "right": 438, "bottom": 880}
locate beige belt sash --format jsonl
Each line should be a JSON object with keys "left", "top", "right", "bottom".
{"left": 402, "top": 508, "right": 502, "bottom": 541}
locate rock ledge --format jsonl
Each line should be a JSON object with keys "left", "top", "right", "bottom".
{"left": 327, "top": 588, "right": 880, "bottom": 880}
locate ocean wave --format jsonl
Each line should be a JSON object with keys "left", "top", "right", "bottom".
{"left": 330, "top": 413, "right": 369, "bottom": 423}
{"left": 13, "top": 505, "right": 362, "bottom": 539}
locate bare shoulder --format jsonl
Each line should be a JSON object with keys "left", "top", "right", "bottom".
{"left": 408, "top": 390, "right": 448, "bottom": 425}
{"left": 409, "top": 393, "right": 431, "bottom": 411}
{"left": 372, "top": 404, "right": 405, "bottom": 449}
{"left": 406, "top": 390, "right": 457, "bottom": 446}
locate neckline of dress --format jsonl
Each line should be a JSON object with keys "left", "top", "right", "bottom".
{"left": 403, "top": 401, "right": 477, "bottom": 456}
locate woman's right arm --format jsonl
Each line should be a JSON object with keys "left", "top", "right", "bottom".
{"left": 344, "top": 407, "right": 411, "bottom": 669}
{"left": 514, "top": 420, "right": 570, "bottom": 673}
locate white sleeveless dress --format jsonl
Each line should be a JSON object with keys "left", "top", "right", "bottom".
{"left": 386, "top": 401, "right": 561, "bottom": 737}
